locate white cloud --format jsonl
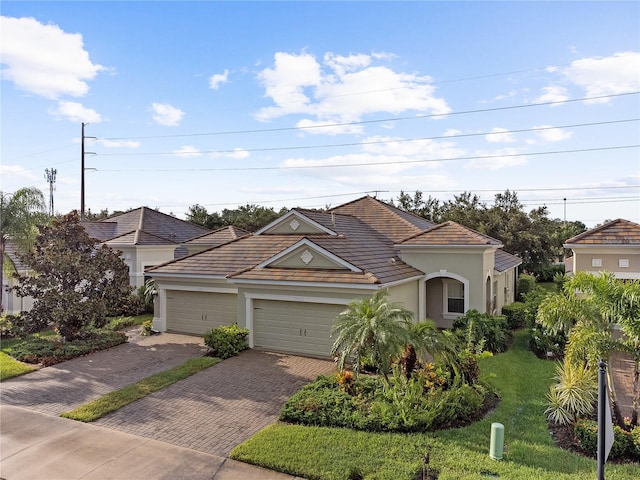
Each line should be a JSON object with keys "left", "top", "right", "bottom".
{"left": 173, "top": 145, "right": 202, "bottom": 157}
{"left": 535, "top": 85, "right": 569, "bottom": 105}
{"left": 485, "top": 128, "right": 516, "bottom": 143}
{"left": 50, "top": 101, "right": 102, "bottom": 123}
{"left": 254, "top": 51, "right": 451, "bottom": 130}
{"left": 533, "top": 125, "right": 573, "bottom": 142}
{"left": 443, "top": 128, "right": 462, "bottom": 137}
{"left": 563, "top": 52, "right": 640, "bottom": 103}
{"left": 467, "top": 148, "right": 527, "bottom": 170}
{"left": 359, "top": 136, "right": 463, "bottom": 164}
{"left": 93, "top": 139, "right": 140, "bottom": 148}
{"left": 0, "top": 16, "right": 105, "bottom": 99}
{"left": 540, "top": 52, "right": 640, "bottom": 106}
{"left": 0, "top": 164, "right": 37, "bottom": 180}
{"left": 209, "top": 69, "right": 229, "bottom": 90}
{"left": 210, "top": 148, "right": 250, "bottom": 160}
{"left": 151, "top": 102, "right": 184, "bottom": 126}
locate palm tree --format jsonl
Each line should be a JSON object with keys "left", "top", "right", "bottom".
{"left": 0, "top": 187, "right": 46, "bottom": 312}
{"left": 330, "top": 289, "right": 413, "bottom": 382}
{"left": 537, "top": 271, "right": 626, "bottom": 424}
{"left": 401, "top": 319, "right": 453, "bottom": 379}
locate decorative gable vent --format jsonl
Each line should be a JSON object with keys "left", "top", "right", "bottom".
{"left": 300, "top": 250, "right": 314, "bottom": 265}
{"left": 289, "top": 219, "right": 300, "bottom": 231}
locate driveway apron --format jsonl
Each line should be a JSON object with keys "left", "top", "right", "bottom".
{"left": 0, "top": 328, "right": 335, "bottom": 457}
{"left": 0, "top": 330, "right": 206, "bottom": 417}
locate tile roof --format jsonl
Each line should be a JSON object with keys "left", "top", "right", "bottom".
{"left": 565, "top": 218, "right": 640, "bottom": 245}
{"left": 150, "top": 211, "right": 425, "bottom": 285}
{"left": 494, "top": 249, "right": 522, "bottom": 272}
{"left": 80, "top": 207, "right": 210, "bottom": 246}
{"left": 105, "top": 230, "right": 179, "bottom": 246}
{"left": 183, "top": 226, "right": 251, "bottom": 246}
{"left": 329, "top": 196, "right": 436, "bottom": 243}
{"left": 149, "top": 196, "right": 517, "bottom": 286}
{"left": 400, "top": 221, "right": 502, "bottom": 246}
{"left": 148, "top": 235, "right": 305, "bottom": 277}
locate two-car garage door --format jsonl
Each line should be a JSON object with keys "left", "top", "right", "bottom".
{"left": 253, "top": 299, "right": 346, "bottom": 358}
{"left": 166, "top": 290, "right": 237, "bottom": 335}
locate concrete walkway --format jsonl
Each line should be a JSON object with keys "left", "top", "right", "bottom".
{"left": 0, "top": 405, "right": 299, "bottom": 480}
{"left": 0, "top": 327, "right": 336, "bottom": 478}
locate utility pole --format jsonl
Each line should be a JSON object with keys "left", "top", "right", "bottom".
{"left": 81, "top": 122, "right": 96, "bottom": 219}
{"left": 44, "top": 168, "right": 57, "bottom": 216}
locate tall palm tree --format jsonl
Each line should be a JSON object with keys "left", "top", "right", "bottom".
{"left": 330, "top": 289, "right": 413, "bottom": 382}
{"left": 0, "top": 187, "right": 46, "bottom": 312}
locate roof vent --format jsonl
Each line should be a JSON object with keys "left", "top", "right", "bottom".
{"left": 388, "top": 257, "right": 396, "bottom": 264}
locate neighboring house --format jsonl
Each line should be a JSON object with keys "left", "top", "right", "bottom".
{"left": 148, "top": 196, "right": 521, "bottom": 358}
{"left": 564, "top": 218, "right": 640, "bottom": 279}
{"left": 81, "top": 207, "right": 211, "bottom": 288}
{"left": 1, "top": 242, "right": 36, "bottom": 315}
{"left": 182, "top": 226, "right": 251, "bottom": 256}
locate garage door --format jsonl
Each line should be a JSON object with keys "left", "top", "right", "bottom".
{"left": 166, "top": 290, "right": 237, "bottom": 335}
{"left": 253, "top": 299, "right": 346, "bottom": 357}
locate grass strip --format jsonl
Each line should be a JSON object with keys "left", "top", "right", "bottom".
{"left": 61, "top": 356, "right": 219, "bottom": 422}
{"left": 0, "top": 351, "right": 37, "bottom": 381}
{"left": 230, "top": 331, "right": 640, "bottom": 480}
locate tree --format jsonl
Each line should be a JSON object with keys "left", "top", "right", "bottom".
{"left": 185, "top": 203, "right": 287, "bottom": 231}
{"left": 330, "top": 290, "right": 413, "bottom": 383}
{"left": 0, "top": 187, "right": 47, "bottom": 312}
{"left": 537, "top": 272, "right": 629, "bottom": 425}
{"left": 12, "top": 211, "right": 132, "bottom": 340}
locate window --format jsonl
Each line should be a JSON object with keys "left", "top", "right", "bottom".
{"left": 619, "top": 258, "right": 629, "bottom": 268}
{"left": 592, "top": 258, "right": 602, "bottom": 267}
{"left": 446, "top": 280, "right": 464, "bottom": 314}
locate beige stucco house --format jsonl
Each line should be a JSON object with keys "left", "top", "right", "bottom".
{"left": 81, "top": 207, "right": 211, "bottom": 288}
{"left": 564, "top": 218, "right": 640, "bottom": 279}
{"left": 1, "top": 242, "right": 35, "bottom": 315}
{"left": 148, "top": 196, "right": 521, "bottom": 358}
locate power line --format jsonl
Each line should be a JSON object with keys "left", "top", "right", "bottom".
{"left": 94, "top": 118, "right": 640, "bottom": 157}
{"left": 98, "top": 91, "right": 640, "bottom": 141}
{"left": 95, "top": 144, "right": 640, "bottom": 173}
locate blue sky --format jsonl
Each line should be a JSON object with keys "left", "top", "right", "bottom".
{"left": 2, "top": 1, "right": 639, "bottom": 227}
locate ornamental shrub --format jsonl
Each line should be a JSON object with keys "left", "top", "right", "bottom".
{"left": 204, "top": 324, "right": 249, "bottom": 359}
{"left": 631, "top": 425, "right": 640, "bottom": 460}
{"left": 517, "top": 274, "right": 536, "bottom": 300}
{"left": 574, "top": 418, "right": 635, "bottom": 460}
{"left": 452, "top": 310, "right": 509, "bottom": 354}
{"left": 501, "top": 302, "right": 528, "bottom": 329}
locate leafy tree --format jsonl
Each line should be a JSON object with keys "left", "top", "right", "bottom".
{"left": 330, "top": 290, "right": 413, "bottom": 383}
{"left": 12, "top": 211, "right": 132, "bottom": 341}
{"left": 186, "top": 203, "right": 287, "bottom": 231}
{"left": 0, "top": 187, "right": 47, "bottom": 312}
{"left": 395, "top": 190, "right": 443, "bottom": 222}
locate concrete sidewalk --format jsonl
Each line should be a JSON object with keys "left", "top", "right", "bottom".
{"left": 0, "top": 405, "right": 302, "bottom": 480}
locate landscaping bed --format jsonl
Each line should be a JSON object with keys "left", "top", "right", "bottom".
{"left": 230, "top": 331, "right": 640, "bottom": 480}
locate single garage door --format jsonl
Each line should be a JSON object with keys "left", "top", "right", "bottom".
{"left": 166, "top": 290, "right": 237, "bottom": 335}
{"left": 253, "top": 299, "right": 346, "bottom": 357}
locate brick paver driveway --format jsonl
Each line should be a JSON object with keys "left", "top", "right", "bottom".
{"left": 95, "top": 350, "right": 335, "bottom": 456}
{"left": 0, "top": 328, "right": 335, "bottom": 457}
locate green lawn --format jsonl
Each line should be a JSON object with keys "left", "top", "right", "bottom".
{"left": 230, "top": 330, "right": 640, "bottom": 480}
{"left": 61, "top": 356, "right": 220, "bottom": 422}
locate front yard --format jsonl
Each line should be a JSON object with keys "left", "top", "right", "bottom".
{"left": 231, "top": 330, "right": 640, "bottom": 480}
{"left": 0, "top": 315, "right": 151, "bottom": 381}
